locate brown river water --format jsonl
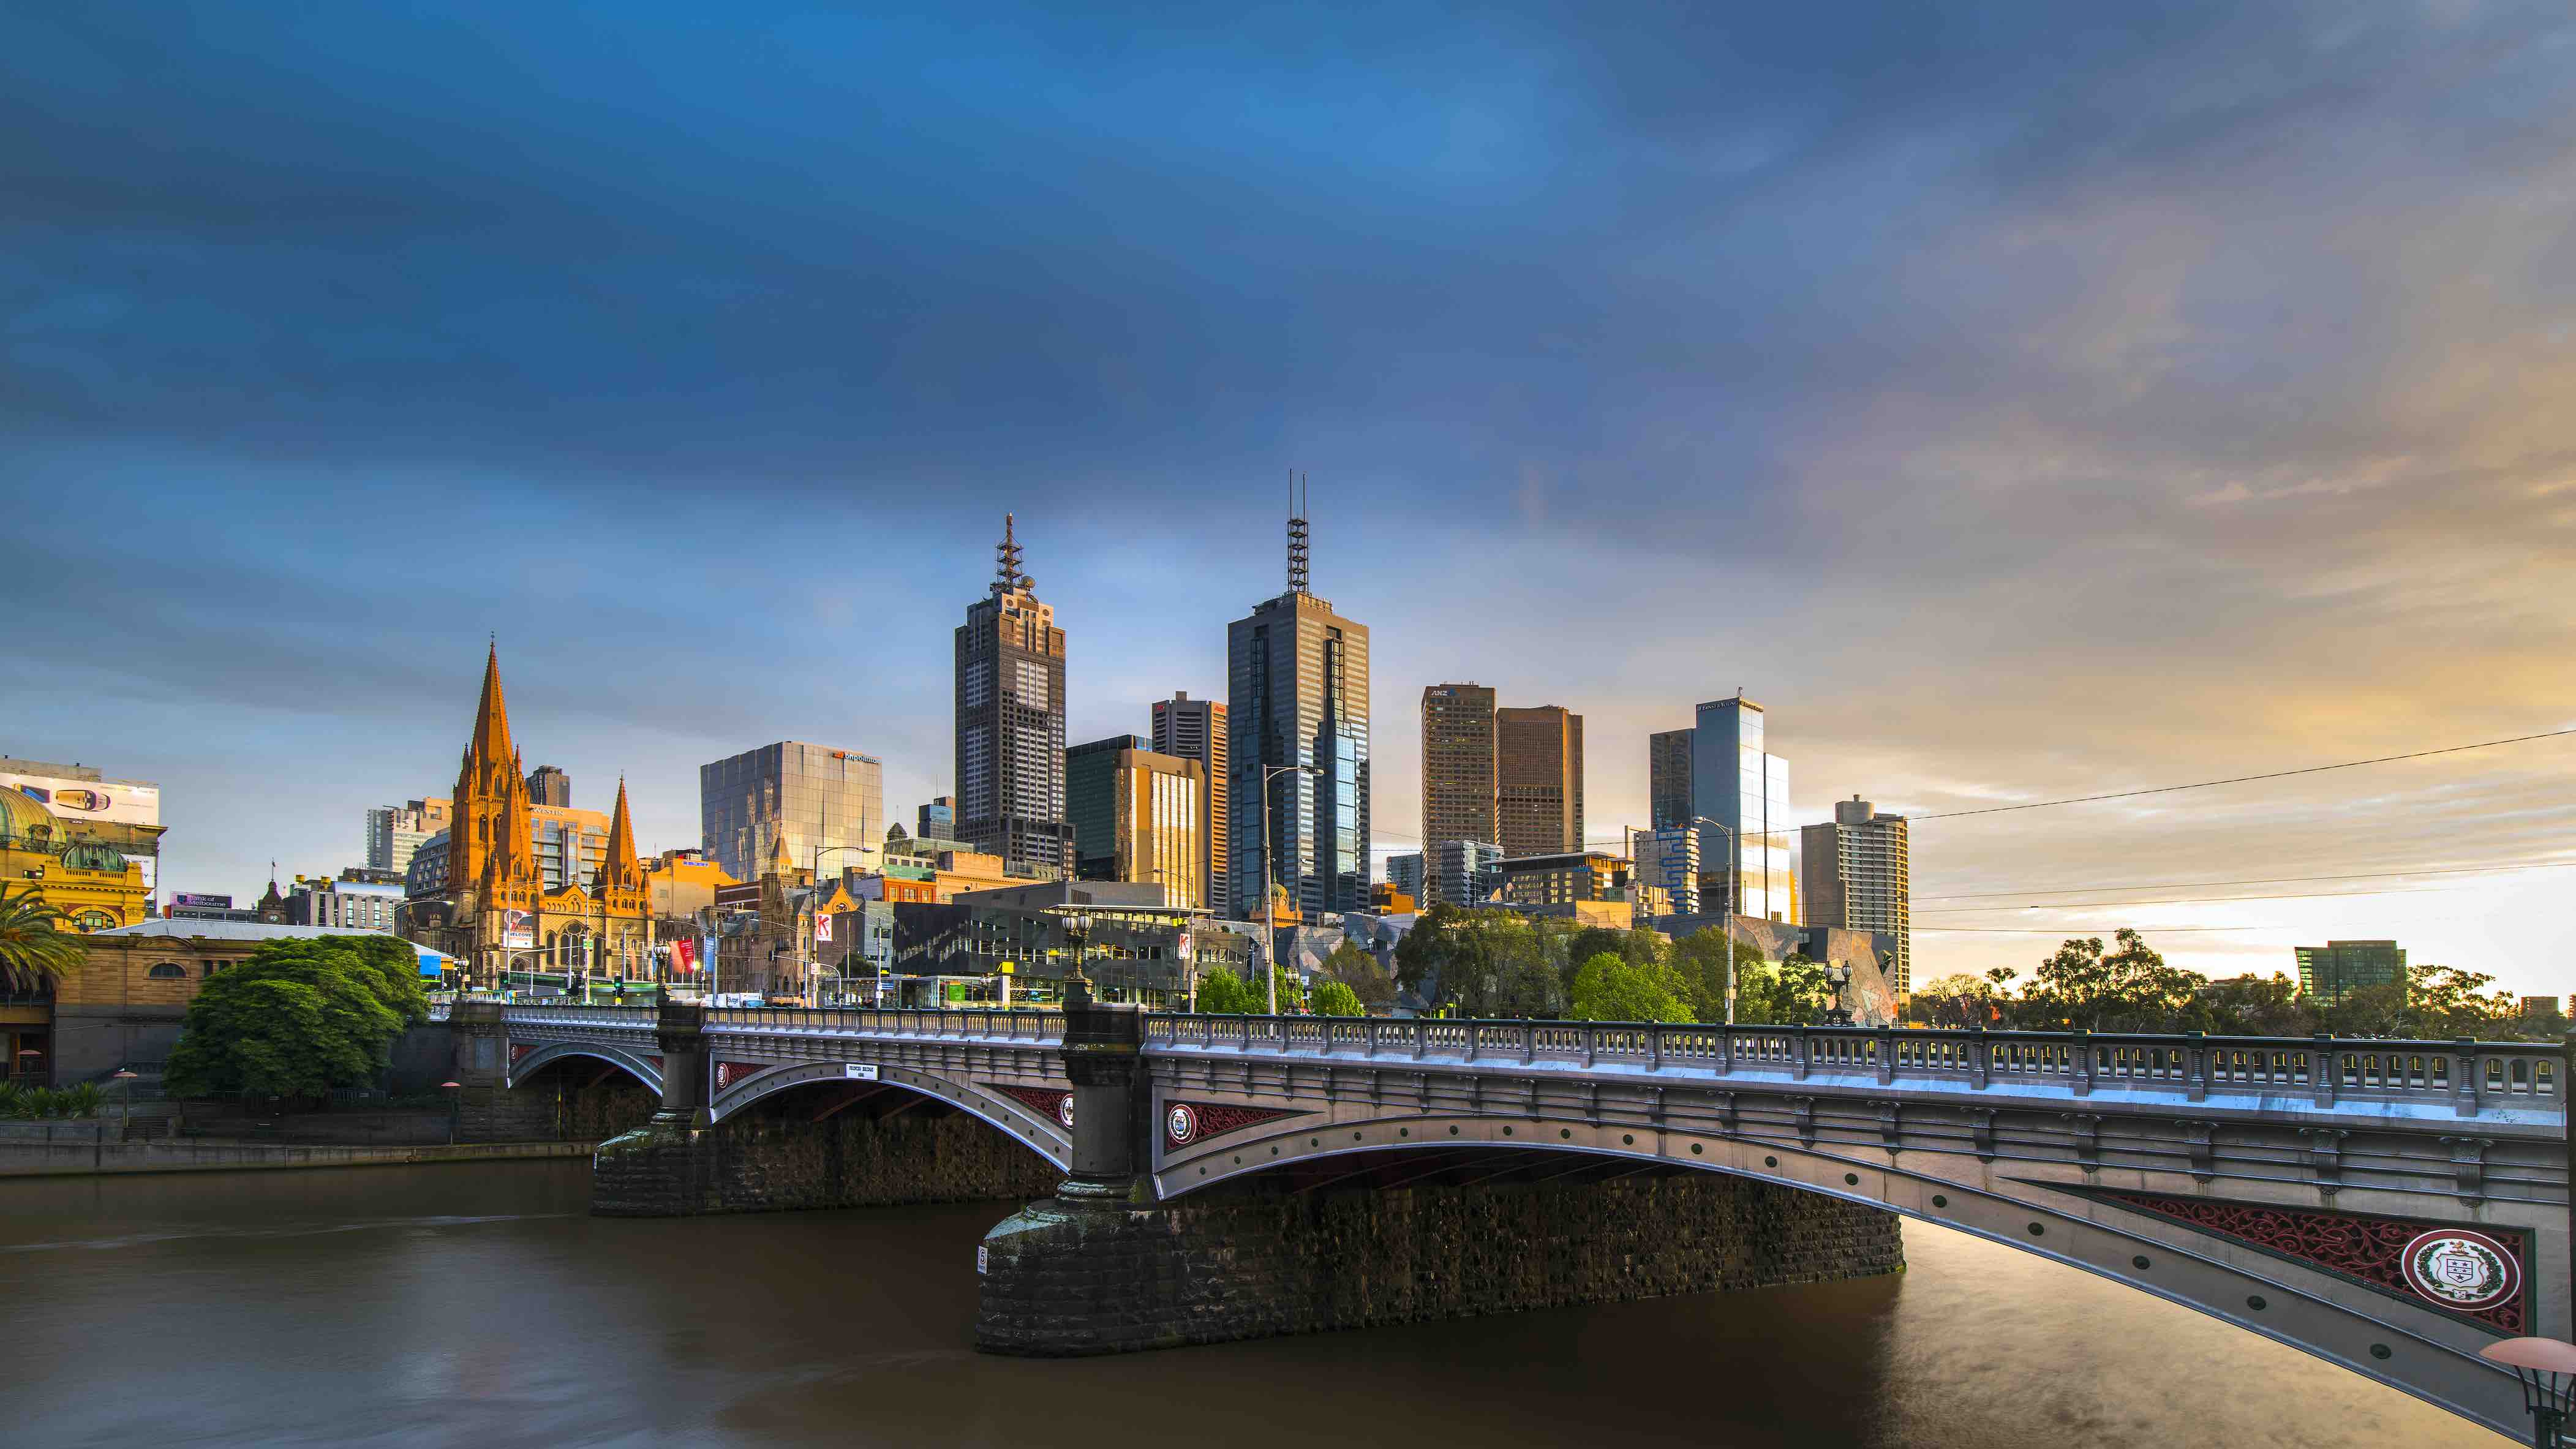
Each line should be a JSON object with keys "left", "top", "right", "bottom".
{"left": 0, "top": 1161, "right": 2502, "bottom": 1448}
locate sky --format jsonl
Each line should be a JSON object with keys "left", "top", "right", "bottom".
{"left": 6, "top": 2, "right": 2572, "bottom": 994}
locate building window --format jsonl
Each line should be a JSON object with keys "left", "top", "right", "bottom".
{"left": 147, "top": 963, "right": 188, "bottom": 979}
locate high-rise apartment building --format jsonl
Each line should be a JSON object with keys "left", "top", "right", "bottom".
{"left": 1227, "top": 487, "right": 1369, "bottom": 918}
{"left": 1386, "top": 851, "right": 1426, "bottom": 905}
{"left": 1497, "top": 705, "right": 1583, "bottom": 858}
{"left": 1649, "top": 729, "right": 1695, "bottom": 830}
{"left": 699, "top": 742, "right": 886, "bottom": 885}
{"left": 1633, "top": 826, "right": 1701, "bottom": 916}
{"left": 1065, "top": 737, "right": 1206, "bottom": 908}
{"left": 1801, "top": 796, "right": 1911, "bottom": 993}
{"left": 955, "top": 515, "right": 1072, "bottom": 874}
{"left": 1690, "top": 694, "right": 1794, "bottom": 921}
{"left": 2295, "top": 941, "right": 2407, "bottom": 1004}
{"left": 524, "top": 764, "right": 571, "bottom": 807}
{"left": 1419, "top": 683, "right": 1495, "bottom": 906}
{"left": 365, "top": 797, "right": 452, "bottom": 876}
{"left": 1151, "top": 692, "right": 1228, "bottom": 916}
{"left": 1431, "top": 838, "right": 1503, "bottom": 909}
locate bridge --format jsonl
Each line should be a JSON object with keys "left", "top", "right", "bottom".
{"left": 432, "top": 995, "right": 2569, "bottom": 1439}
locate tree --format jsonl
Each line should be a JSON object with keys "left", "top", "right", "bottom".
{"left": 0, "top": 887, "right": 83, "bottom": 992}
{"left": 1905, "top": 974, "right": 2003, "bottom": 1029}
{"left": 1192, "top": 968, "right": 1259, "bottom": 1014}
{"left": 2196, "top": 974, "right": 2310, "bottom": 1036}
{"left": 1320, "top": 941, "right": 1396, "bottom": 1007}
{"left": 1568, "top": 952, "right": 1693, "bottom": 1023}
{"left": 165, "top": 935, "right": 431, "bottom": 1099}
{"left": 1309, "top": 979, "right": 1366, "bottom": 1017}
{"left": 1441, "top": 911, "right": 1565, "bottom": 1019}
{"left": 1733, "top": 953, "right": 1833, "bottom": 1025}
{"left": 1670, "top": 928, "right": 1766, "bottom": 1025}
{"left": 1394, "top": 903, "right": 1459, "bottom": 996}
{"left": 2023, "top": 930, "right": 2204, "bottom": 1032}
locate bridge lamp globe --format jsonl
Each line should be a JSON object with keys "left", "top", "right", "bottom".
{"left": 2480, "top": 1337, "right": 2576, "bottom": 1448}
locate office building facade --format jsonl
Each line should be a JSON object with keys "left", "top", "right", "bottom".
{"left": 1690, "top": 695, "right": 1795, "bottom": 921}
{"left": 1649, "top": 729, "right": 1695, "bottom": 830}
{"left": 1420, "top": 683, "right": 1497, "bottom": 905}
{"left": 1431, "top": 838, "right": 1503, "bottom": 909}
{"left": 2295, "top": 940, "right": 2407, "bottom": 1004}
{"left": 285, "top": 875, "right": 405, "bottom": 932}
{"left": 1633, "top": 826, "right": 1701, "bottom": 917}
{"left": 1151, "top": 692, "right": 1228, "bottom": 917}
{"left": 1227, "top": 498, "right": 1369, "bottom": 918}
{"left": 1800, "top": 796, "right": 1911, "bottom": 994}
{"left": 1387, "top": 851, "right": 1426, "bottom": 906}
{"left": 917, "top": 797, "right": 957, "bottom": 840}
{"left": 525, "top": 765, "right": 571, "bottom": 807}
{"left": 365, "top": 797, "right": 452, "bottom": 876}
{"left": 699, "top": 741, "right": 886, "bottom": 886}
{"left": 1497, "top": 704, "right": 1583, "bottom": 858}
{"left": 955, "top": 515, "right": 1073, "bottom": 873}
{"left": 1066, "top": 736, "right": 1147, "bottom": 881}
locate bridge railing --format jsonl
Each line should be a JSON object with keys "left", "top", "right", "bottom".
{"left": 1141, "top": 1015, "right": 2563, "bottom": 1116}
{"left": 700, "top": 1007, "right": 1064, "bottom": 1043}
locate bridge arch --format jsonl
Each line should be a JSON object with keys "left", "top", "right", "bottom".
{"left": 708, "top": 1058, "right": 1071, "bottom": 1172}
{"left": 1158, "top": 1112, "right": 2526, "bottom": 1437}
{"left": 506, "top": 1040, "right": 663, "bottom": 1095}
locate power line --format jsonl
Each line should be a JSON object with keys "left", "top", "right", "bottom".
{"left": 1913, "top": 728, "right": 2576, "bottom": 821}
{"left": 1914, "top": 859, "right": 2576, "bottom": 901}
{"left": 1916, "top": 925, "right": 2284, "bottom": 935}
{"left": 1916, "top": 883, "right": 2508, "bottom": 913}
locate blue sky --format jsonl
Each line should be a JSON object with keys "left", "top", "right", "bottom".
{"left": 7, "top": 3, "right": 2573, "bottom": 992}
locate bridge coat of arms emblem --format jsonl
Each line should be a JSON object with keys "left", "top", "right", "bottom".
{"left": 2400, "top": 1229, "right": 2517, "bottom": 1312}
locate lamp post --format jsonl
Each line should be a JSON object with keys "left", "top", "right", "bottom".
{"left": 804, "top": 843, "right": 872, "bottom": 1006}
{"left": 1687, "top": 816, "right": 1738, "bottom": 1024}
{"left": 2482, "top": 1338, "right": 2576, "bottom": 1448}
{"left": 439, "top": 1080, "right": 462, "bottom": 1145}
{"left": 1258, "top": 762, "right": 1316, "bottom": 1017}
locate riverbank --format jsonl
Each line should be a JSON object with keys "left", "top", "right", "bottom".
{"left": 0, "top": 1131, "right": 594, "bottom": 1177}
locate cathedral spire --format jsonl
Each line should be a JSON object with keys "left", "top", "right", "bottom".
{"left": 598, "top": 775, "right": 642, "bottom": 893}
{"left": 468, "top": 639, "right": 515, "bottom": 767}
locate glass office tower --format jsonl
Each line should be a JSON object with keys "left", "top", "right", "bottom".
{"left": 1226, "top": 502, "right": 1370, "bottom": 919}
{"left": 1690, "top": 696, "right": 1795, "bottom": 921}
{"left": 700, "top": 742, "right": 885, "bottom": 884}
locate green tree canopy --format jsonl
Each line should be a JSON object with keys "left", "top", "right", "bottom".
{"left": 1192, "top": 967, "right": 1259, "bottom": 1014}
{"left": 1568, "top": 952, "right": 1693, "bottom": 1023}
{"left": 1320, "top": 941, "right": 1397, "bottom": 1007}
{"left": 1309, "top": 979, "right": 1367, "bottom": 1017}
{"left": 165, "top": 935, "right": 430, "bottom": 1099}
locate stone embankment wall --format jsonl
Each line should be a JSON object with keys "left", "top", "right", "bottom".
{"left": 458, "top": 1073, "right": 656, "bottom": 1144}
{"left": 593, "top": 1107, "right": 1061, "bottom": 1218}
{"left": 979, "top": 1172, "right": 1904, "bottom": 1355}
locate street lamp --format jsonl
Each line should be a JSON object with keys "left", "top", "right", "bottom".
{"left": 2480, "top": 1338, "right": 2576, "bottom": 1448}
{"left": 1258, "top": 762, "right": 1316, "bottom": 1017}
{"left": 439, "top": 1080, "right": 462, "bottom": 1145}
{"left": 805, "top": 843, "right": 873, "bottom": 1006}
{"left": 1687, "top": 816, "right": 1739, "bottom": 1025}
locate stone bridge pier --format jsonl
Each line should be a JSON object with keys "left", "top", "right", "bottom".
{"left": 973, "top": 982, "right": 1903, "bottom": 1355}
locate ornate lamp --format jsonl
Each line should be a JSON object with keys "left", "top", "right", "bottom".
{"left": 2482, "top": 1337, "right": 2576, "bottom": 1448}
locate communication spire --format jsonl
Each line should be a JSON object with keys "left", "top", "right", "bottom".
{"left": 993, "top": 513, "right": 1025, "bottom": 596}
{"left": 1287, "top": 470, "right": 1310, "bottom": 595}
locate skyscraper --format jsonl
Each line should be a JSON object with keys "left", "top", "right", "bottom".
{"left": 1649, "top": 729, "right": 1695, "bottom": 830}
{"left": 1496, "top": 704, "right": 1583, "bottom": 858}
{"left": 917, "top": 797, "right": 957, "bottom": 840}
{"left": 1419, "top": 683, "right": 1496, "bottom": 905}
{"left": 955, "top": 514, "right": 1072, "bottom": 874}
{"left": 364, "top": 797, "right": 451, "bottom": 875}
{"left": 525, "top": 764, "right": 571, "bottom": 807}
{"left": 1066, "top": 735, "right": 1206, "bottom": 908}
{"left": 1227, "top": 483, "right": 1369, "bottom": 918}
{"left": 699, "top": 742, "right": 885, "bottom": 884}
{"left": 1690, "top": 694, "right": 1794, "bottom": 921}
{"left": 1151, "top": 692, "right": 1227, "bottom": 914}
{"left": 1802, "top": 796, "right": 1910, "bottom": 993}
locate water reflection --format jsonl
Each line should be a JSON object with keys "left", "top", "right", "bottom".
{"left": 0, "top": 1163, "right": 2501, "bottom": 1447}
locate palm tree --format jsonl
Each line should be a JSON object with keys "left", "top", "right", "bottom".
{"left": 0, "top": 887, "right": 83, "bottom": 993}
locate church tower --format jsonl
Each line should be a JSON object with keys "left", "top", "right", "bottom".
{"left": 592, "top": 777, "right": 647, "bottom": 918}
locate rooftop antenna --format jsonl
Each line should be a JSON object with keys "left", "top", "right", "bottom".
{"left": 1287, "top": 469, "right": 1310, "bottom": 595}
{"left": 993, "top": 513, "right": 1025, "bottom": 595}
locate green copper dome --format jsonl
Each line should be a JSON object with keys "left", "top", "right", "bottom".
{"left": 0, "top": 788, "right": 57, "bottom": 850}
{"left": 61, "top": 838, "right": 127, "bottom": 873}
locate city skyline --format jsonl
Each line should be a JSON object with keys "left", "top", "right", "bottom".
{"left": 6, "top": 6, "right": 2570, "bottom": 994}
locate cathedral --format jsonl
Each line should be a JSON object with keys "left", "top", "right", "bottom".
{"left": 409, "top": 644, "right": 653, "bottom": 984}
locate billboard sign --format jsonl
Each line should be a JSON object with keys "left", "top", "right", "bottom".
{"left": 670, "top": 938, "right": 698, "bottom": 974}
{"left": 1, "top": 772, "right": 160, "bottom": 828}
{"left": 169, "top": 892, "right": 233, "bottom": 909}
{"left": 815, "top": 913, "right": 834, "bottom": 944}
{"left": 503, "top": 909, "right": 535, "bottom": 950}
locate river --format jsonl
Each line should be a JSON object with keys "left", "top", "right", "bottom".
{"left": 0, "top": 1162, "right": 2501, "bottom": 1447}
